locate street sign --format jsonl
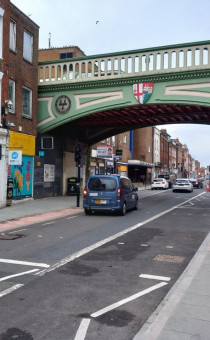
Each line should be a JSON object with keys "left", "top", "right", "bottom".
{"left": 114, "top": 155, "right": 121, "bottom": 161}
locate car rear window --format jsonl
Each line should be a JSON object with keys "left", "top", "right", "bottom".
{"left": 158, "top": 175, "right": 169, "bottom": 180}
{"left": 153, "top": 179, "right": 164, "bottom": 182}
{"left": 176, "top": 180, "right": 189, "bottom": 184}
{"left": 88, "top": 177, "right": 117, "bottom": 191}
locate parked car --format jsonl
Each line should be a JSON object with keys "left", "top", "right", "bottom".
{"left": 151, "top": 178, "right": 169, "bottom": 190}
{"left": 189, "top": 178, "right": 203, "bottom": 188}
{"left": 172, "top": 179, "right": 193, "bottom": 192}
{"left": 83, "top": 175, "right": 138, "bottom": 216}
{"left": 158, "top": 174, "right": 172, "bottom": 188}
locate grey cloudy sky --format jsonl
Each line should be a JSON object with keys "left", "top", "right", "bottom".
{"left": 11, "top": 0, "right": 210, "bottom": 167}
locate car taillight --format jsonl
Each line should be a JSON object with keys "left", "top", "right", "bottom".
{"left": 83, "top": 187, "right": 87, "bottom": 199}
{"left": 117, "top": 188, "right": 121, "bottom": 200}
{"left": 195, "top": 181, "right": 198, "bottom": 184}
{"left": 162, "top": 181, "right": 166, "bottom": 184}
{"left": 152, "top": 181, "right": 154, "bottom": 184}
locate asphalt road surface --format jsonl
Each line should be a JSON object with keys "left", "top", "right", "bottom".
{"left": 0, "top": 187, "right": 209, "bottom": 340}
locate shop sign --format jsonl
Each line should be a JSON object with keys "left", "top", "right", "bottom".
{"left": 9, "top": 151, "right": 22, "bottom": 165}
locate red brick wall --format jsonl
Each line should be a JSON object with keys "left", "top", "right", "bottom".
{"left": 1, "top": 1, "right": 39, "bottom": 136}
{"left": 160, "top": 134, "right": 169, "bottom": 170}
{"left": 39, "top": 46, "right": 85, "bottom": 62}
{"left": 1, "top": 0, "right": 10, "bottom": 101}
{"left": 133, "top": 127, "right": 153, "bottom": 163}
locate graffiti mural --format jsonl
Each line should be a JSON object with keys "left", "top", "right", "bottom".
{"left": 8, "top": 155, "right": 33, "bottom": 198}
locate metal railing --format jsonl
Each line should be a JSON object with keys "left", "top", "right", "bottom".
{"left": 38, "top": 41, "right": 210, "bottom": 85}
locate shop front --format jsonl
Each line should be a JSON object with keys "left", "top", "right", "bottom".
{"left": 8, "top": 131, "right": 35, "bottom": 200}
{"left": 128, "top": 160, "right": 155, "bottom": 184}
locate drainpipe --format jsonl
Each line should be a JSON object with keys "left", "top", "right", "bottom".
{"left": 129, "top": 130, "right": 133, "bottom": 160}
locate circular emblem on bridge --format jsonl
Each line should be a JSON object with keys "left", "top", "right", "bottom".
{"left": 55, "top": 95, "right": 71, "bottom": 114}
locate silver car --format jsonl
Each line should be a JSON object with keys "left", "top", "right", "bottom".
{"left": 173, "top": 179, "right": 193, "bottom": 193}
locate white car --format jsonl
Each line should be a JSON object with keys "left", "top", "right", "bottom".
{"left": 151, "top": 178, "right": 169, "bottom": 190}
{"left": 172, "top": 179, "right": 193, "bottom": 192}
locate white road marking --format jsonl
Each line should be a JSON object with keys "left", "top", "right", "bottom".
{"left": 9, "top": 229, "right": 27, "bottom": 234}
{"left": 0, "top": 259, "right": 50, "bottom": 268}
{"left": 38, "top": 192, "right": 206, "bottom": 277}
{"left": 66, "top": 216, "right": 77, "bottom": 219}
{"left": 42, "top": 221, "right": 54, "bottom": 225}
{"left": 91, "top": 282, "right": 168, "bottom": 318}
{"left": 139, "top": 274, "right": 171, "bottom": 281}
{"left": 166, "top": 246, "right": 173, "bottom": 249}
{"left": 0, "top": 269, "right": 39, "bottom": 282}
{"left": 141, "top": 244, "right": 148, "bottom": 247}
{"left": 74, "top": 318, "right": 91, "bottom": 340}
{"left": 0, "top": 284, "right": 24, "bottom": 298}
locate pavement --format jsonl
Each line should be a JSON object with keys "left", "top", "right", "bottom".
{"left": 0, "top": 185, "right": 210, "bottom": 340}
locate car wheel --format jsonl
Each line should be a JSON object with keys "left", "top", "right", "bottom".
{"left": 85, "top": 209, "right": 91, "bottom": 215}
{"left": 134, "top": 199, "right": 138, "bottom": 210}
{"left": 120, "top": 202, "right": 126, "bottom": 216}
{"left": 173, "top": 190, "right": 176, "bottom": 192}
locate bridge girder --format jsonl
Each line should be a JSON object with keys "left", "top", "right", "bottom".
{"left": 49, "top": 103, "right": 210, "bottom": 145}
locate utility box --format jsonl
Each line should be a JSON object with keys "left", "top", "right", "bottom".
{"left": 67, "top": 177, "right": 80, "bottom": 195}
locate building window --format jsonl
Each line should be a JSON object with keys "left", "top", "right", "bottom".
{"left": 23, "top": 30, "right": 33, "bottom": 62}
{"left": 9, "top": 79, "right": 15, "bottom": 113}
{"left": 112, "top": 136, "right": 115, "bottom": 146}
{"left": 123, "top": 135, "right": 127, "bottom": 144}
{"left": 0, "top": 7, "right": 4, "bottom": 59}
{"left": 41, "top": 136, "right": 54, "bottom": 149}
{"left": 22, "top": 86, "right": 32, "bottom": 117}
{"left": 60, "top": 52, "right": 73, "bottom": 59}
{"left": 107, "top": 137, "right": 110, "bottom": 145}
{"left": 9, "top": 20, "right": 16, "bottom": 51}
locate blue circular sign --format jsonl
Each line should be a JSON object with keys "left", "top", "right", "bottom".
{"left": 12, "top": 152, "right": 18, "bottom": 159}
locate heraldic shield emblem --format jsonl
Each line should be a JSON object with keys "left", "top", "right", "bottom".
{"left": 133, "top": 82, "right": 154, "bottom": 104}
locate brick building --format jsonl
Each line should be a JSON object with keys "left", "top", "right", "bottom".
{"left": 38, "top": 46, "right": 85, "bottom": 62}
{"left": 169, "top": 139, "right": 177, "bottom": 176}
{"left": 0, "top": 0, "right": 39, "bottom": 206}
{"left": 36, "top": 46, "right": 87, "bottom": 198}
{"left": 160, "top": 129, "right": 170, "bottom": 174}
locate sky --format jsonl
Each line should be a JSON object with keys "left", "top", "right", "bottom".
{"left": 11, "top": 0, "right": 210, "bottom": 167}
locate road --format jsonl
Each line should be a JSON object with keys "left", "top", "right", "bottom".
{"left": 0, "top": 187, "right": 209, "bottom": 339}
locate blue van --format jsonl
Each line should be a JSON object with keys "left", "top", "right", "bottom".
{"left": 83, "top": 175, "right": 138, "bottom": 215}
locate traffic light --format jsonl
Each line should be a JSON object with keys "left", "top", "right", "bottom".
{"left": 75, "top": 144, "right": 81, "bottom": 163}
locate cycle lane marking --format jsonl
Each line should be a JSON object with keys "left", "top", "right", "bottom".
{"left": 91, "top": 282, "right": 168, "bottom": 318}
{"left": 0, "top": 259, "right": 50, "bottom": 268}
{"left": 0, "top": 269, "right": 39, "bottom": 282}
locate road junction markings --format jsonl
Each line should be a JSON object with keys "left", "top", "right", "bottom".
{"left": 74, "top": 274, "right": 171, "bottom": 340}
{"left": 0, "top": 259, "right": 50, "bottom": 298}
